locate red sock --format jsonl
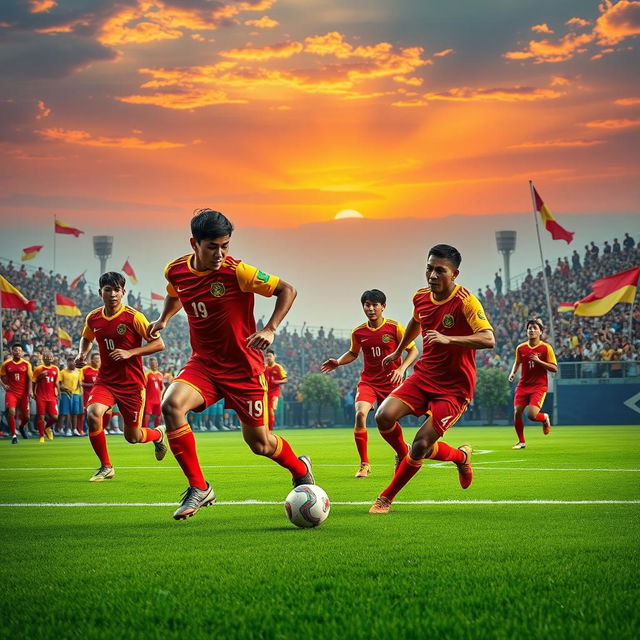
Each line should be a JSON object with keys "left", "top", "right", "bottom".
{"left": 354, "top": 429, "right": 369, "bottom": 463}
{"left": 268, "top": 412, "right": 275, "bottom": 431}
{"left": 142, "top": 414, "right": 150, "bottom": 429}
{"left": 533, "top": 412, "right": 547, "bottom": 423}
{"left": 19, "top": 415, "right": 29, "bottom": 428}
{"left": 8, "top": 414, "right": 16, "bottom": 436}
{"left": 102, "top": 414, "right": 111, "bottom": 430}
{"left": 168, "top": 424, "right": 207, "bottom": 489}
{"left": 45, "top": 416, "right": 57, "bottom": 429}
{"left": 270, "top": 435, "right": 306, "bottom": 477}
{"left": 36, "top": 417, "right": 45, "bottom": 437}
{"left": 381, "top": 455, "right": 423, "bottom": 502}
{"left": 428, "top": 441, "right": 465, "bottom": 464}
{"left": 139, "top": 427, "right": 161, "bottom": 443}
{"left": 379, "top": 422, "right": 408, "bottom": 458}
{"left": 89, "top": 428, "right": 111, "bottom": 467}
{"left": 514, "top": 414, "right": 525, "bottom": 442}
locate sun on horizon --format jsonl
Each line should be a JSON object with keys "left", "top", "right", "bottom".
{"left": 334, "top": 209, "right": 365, "bottom": 220}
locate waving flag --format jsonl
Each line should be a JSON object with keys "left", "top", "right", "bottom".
{"left": 122, "top": 259, "right": 138, "bottom": 285}
{"left": 70, "top": 271, "right": 86, "bottom": 290}
{"left": 532, "top": 185, "right": 574, "bottom": 244}
{"left": 0, "top": 276, "right": 37, "bottom": 311}
{"left": 151, "top": 291, "right": 164, "bottom": 301}
{"left": 55, "top": 293, "right": 81, "bottom": 317}
{"left": 55, "top": 218, "right": 84, "bottom": 237}
{"left": 58, "top": 327, "right": 73, "bottom": 347}
{"left": 22, "top": 245, "right": 43, "bottom": 261}
{"left": 557, "top": 302, "right": 575, "bottom": 313}
{"left": 574, "top": 266, "right": 640, "bottom": 317}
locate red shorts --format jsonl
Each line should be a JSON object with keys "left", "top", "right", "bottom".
{"left": 175, "top": 357, "right": 268, "bottom": 428}
{"left": 83, "top": 392, "right": 92, "bottom": 411}
{"left": 144, "top": 400, "right": 162, "bottom": 416}
{"left": 514, "top": 388, "right": 547, "bottom": 409}
{"left": 267, "top": 393, "right": 279, "bottom": 410}
{"left": 355, "top": 381, "right": 393, "bottom": 407}
{"left": 5, "top": 392, "right": 30, "bottom": 415}
{"left": 390, "top": 376, "right": 469, "bottom": 436}
{"left": 88, "top": 383, "right": 145, "bottom": 429}
{"left": 36, "top": 398, "right": 58, "bottom": 417}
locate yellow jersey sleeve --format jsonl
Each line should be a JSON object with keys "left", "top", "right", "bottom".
{"left": 0, "top": 360, "right": 7, "bottom": 376}
{"left": 462, "top": 295, "right": 493, "bottom": 333}
{"left": 32, "top": 365, "right": 42, "bottom": 381}
{"left": 26, "top": 362, "right": 33, "bottom": 379}
{"left": 132, "top": 311, "right": 151, "bottom": 341}
{"left": 235, "top": 262, "right": 280, "bottom": 297}
{"left": 349, "top": 329, "right": 361, "bottom": 355}
{"left": 163, "top": 261, "right": 179, "bottom": 297}
{"left": 277, "top": 364, "right": 287, "bottom": 380}
{"left": 396, "top": 322, "right": 416, "bottom": 351}
{"left": 82, "top": 313, "right": 95, "bottom": 341}
{"left": 546, "top": 343, "right": 557, "bottom": 365}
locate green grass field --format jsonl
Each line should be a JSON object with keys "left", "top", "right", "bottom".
{"left": 1, "top": 425, "right": 639, "bottom": 640}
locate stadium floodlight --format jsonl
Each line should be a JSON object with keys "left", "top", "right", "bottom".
{"left": 93, "top": 235, "right": 113, "bottom": 279}
{"left": 495, "top": 230, "right": 517, "bottom": 292}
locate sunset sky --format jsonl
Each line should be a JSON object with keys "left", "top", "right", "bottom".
{"left": 1, "top": 0, "right": 639, "bottom": 328}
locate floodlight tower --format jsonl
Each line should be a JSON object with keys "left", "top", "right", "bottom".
{"left": 93, "top": 235, "right": 113, "bottom": 279}
{"left": 495, "top": 230, "right": 517, "bottom": 292}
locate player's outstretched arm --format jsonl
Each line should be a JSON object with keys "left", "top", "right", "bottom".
{"left": 425, "top": 329, "right": 495, "bottom": 349}
{"left": 110, "top": 336, "right": 164, "bottom": 362}
{"left": 389, "top": 344, "right": 419, "bottom": 386}
{"left": 75, "top": 337, "right": 94, "bottom": 368}
{"left": 382, "top": 317, "right": 421, "bottom": 368}
{"left": 246, "top": 279, "right": 296, "bottom": 350}
{"left": 321, "top": 351, "right": 358, "bottom": 374}
{"left": 149, "top": 294, "right": 182, "bottom": 338}
{"left": 508, "top": 351, "right": 521, "bottom": 382}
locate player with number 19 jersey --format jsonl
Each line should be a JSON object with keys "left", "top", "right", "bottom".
{"left": 164, "top": 254, "right": 279, "bottom": 427}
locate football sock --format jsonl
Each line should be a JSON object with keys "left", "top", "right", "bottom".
{"left": 428, "top": 441, "right": 466, "bottom": 464}
{"left": 102, "top": 413, "right": 111, "bottom": 430}
{"left": 168, "top": 424, "right": 207, "bottom": 490}
{"left": 36, "top": 417, "right": 45, "bottom": 438}
{"left": 89, "top": 427, "right": 111, "bottom": 467}
{"left": 268, "top": 412, "right": 275, "bottom": 431}
{"left": 7, "top": 414, "right": 16, "bottom": 436}
{"left": 270, "top": 435, "right": 307, "bottom": 477}
{"left": 514, "top": 414, "right": 525, "bottom": 442}
{"left": 533, "top": 412, "right": 547, "bottom": 423}
{"left": 45, "top": 416, "right": 57, "bottom": 429}
{"left": 139, "top": 427, "right": 162, "bottom": 443}
{"left": 380, "top": 455, "right": 423, "bottom": 502}
{"left": 354, "top": 428, "right": 369, "bottom": 463}
{"left": 379, "top": 422, "right": 408, "bottom": 458}
{"left": 19, "top": 414, "right": 29, "bottom": 428}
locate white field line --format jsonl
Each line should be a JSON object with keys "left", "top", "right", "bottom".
{"left": 0, "top": 500, "right": 639, "bottom": 507}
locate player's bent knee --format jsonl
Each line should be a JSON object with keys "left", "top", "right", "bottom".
{"left": 247, "top": 440, "right": 270, "bottom": 456}
{"left": 374, "top": 406, "right": 394, "bottom": 429}
{"left": 411, "top": 439, "right": 429, "bottom": 459}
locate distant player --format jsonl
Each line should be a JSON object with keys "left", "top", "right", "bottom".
{"left": 508, "top": 319, "right": 557, "bottom": 449}
{"left": 32, "top": 350, "right": 60, "bottom": 443}
{"left": 75, "top": 272, "right": 166, "bottom": 482}
{"left": 143, "top": 357, "right": 164, "bottom": 429}
{"left": 149, "top": 208, "right": 313, "bottom": 520}
{"left": 81, "top": 353, "right": 109, "bottom": 435}
{"left": 264, "top": 349, "right": 287, "bottom": 430}
{"left": 369, "top": 244, "right": 495, "bottom": 514}
{"left": 0, "top": 343, "right": 33, "bottom": 444}
{"left": 321, "top": 289, "right": 418, "bottom": 478}
{"left": 57, "top": 357, "right": 83, "bottom": 436}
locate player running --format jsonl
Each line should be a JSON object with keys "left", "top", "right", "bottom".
{"left": 143, "top": 357, "right": 165, "bottom": 429}
{"left": 32, "top": 350, "right": 60, "bottom": 443}
{"left": 508, "top": 318, "right": 557, "bottom": 449}
{"left": 80, "top": 353, "right": 101, "bottom": 434}
{"left": 1, "top": 343, "right": 33, "bottom": 444}
{"left": 321, "top": 289, "right": 418, "bottom": 478}
{"left": 369, "top": 244, "right": 495, "bottom": 514}
{"left": 264, "top": 349, "right": 287, "bottom": 431}
{"left": 75, "top": 272, "right": 167, "bottom": 482}
{"left": 149, "top": 208, "right": 314, "bottom": 520}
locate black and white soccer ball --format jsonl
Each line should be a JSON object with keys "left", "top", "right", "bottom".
{"left": 284, "top": 484, "right": 330, "bottom": 528}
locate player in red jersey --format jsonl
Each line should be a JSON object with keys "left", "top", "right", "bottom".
{"left": 32, "top": 350, "right": 60, "bottom": 443}
{"left": 369, "top": 244, "right": 495, "bottom": 514}
{"left": 81, "top": 353, "right": 106, "bottom": 436}
{"left": 143, "top": 357, "right": 164, "bottom": 429}
{"left": 321, "top": 289, "right": 418, "bottom": 478}
{"left": 75, "top": 272, "right": 166, "bottom": 482}
{"left": 149, "top": 209, "right": 314, "bottom": 520}
{"left": 264, "top": 349, "right": 287, "bottom": 431}
{"left": 508, "top": 319, "right": 557, "bottom": 449}
{"left": 1, "top": 343, "right": 33, "bottom": 444}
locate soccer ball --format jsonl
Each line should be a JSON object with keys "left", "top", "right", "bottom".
{"left": 284, "top": 484, "right": 330, "bottom": 528}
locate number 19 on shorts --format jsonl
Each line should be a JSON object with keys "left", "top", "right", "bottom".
{"left": 247, "top": 400, "right": 263, "bottom": 417}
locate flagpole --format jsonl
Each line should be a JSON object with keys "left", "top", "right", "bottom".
{"left": 529, "top": 180, "right": 559, "bottom": 426}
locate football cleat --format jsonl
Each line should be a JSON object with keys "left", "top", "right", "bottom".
{"left": 39, "top": 436, "right": 45, "bottom": 444}
{"left": 369, "top": 496, "right": 392, "bottom": 514}
{"left": 355, "top": 462, "right": 371, "bottom": 478}
{"left": 293, "top": 456, "right": 315, "bottom": 487}
{"left": 45, "top": 427, "right": 54, "bottom": 440}
{"left": 542, "top": 415, "right": 551, "bottom": 435}
{"left": 455, "top": 444, "right": 473, "bottom": 489}
{"left": 153, "top": 425, "right": 168, "bottom": 461}
{"left": 512, "top": 442, "right": 526, "bottom": 449}
{"left": 173, "top": 483, "right": 216, "bottom": 520}
{"left": 89, "top": 465, "right": 115, "bottom": 482}
{"left": 11, "top": 435, "right": 18, "bottom": 445}
{"left": 19, "top": 425, "right": 28, "bottom": 439}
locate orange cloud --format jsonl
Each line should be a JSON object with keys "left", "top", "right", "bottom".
{"left": 585, "top": 118, "right": 640, "bottom": 128}
{"left": 35, "top": 101, "right": 51, "bottom": 120}
{"left": 508, "top": 139, "right": 604, "bottom": 148}
{"left": 615, "top": 96, "right": 640, "bottom": 105}
{"left": 28, "top": 0, "right": 57, "bottom": 13}
{"left": 37, "top": 127, "right": 186, "bottom": 149}
{"left": 504, "top": 32, "right": 593, "bottom": 62}
{"left": 433, "top": 48, "right": 454, "bottom": 57}
{"left": 566, "top": 17, "right": 591, "bottom": 27}
{"left": 220, "top": 41, "right": 304, "bottom": 60}
{"left": 532, "top": 23, "right": 554, "bottom": 34}
{"left": 594, "top": 0, "right": 640, "bottom": 44}
{"left": 244, "top": 16, "right": 279, "bottom": 28}
{"left": 421, "top": 85, "right": 565, "bottom": 102}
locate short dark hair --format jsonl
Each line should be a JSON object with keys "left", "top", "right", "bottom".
{"left": 266, "top": 349, "right": 275, "bottom": 355}
{"left": 428, "top": 244, "right": 462, "bottom": 269}
{"left": 11, "top": 342, "right": 24, "bottom": 350}
{"left": 360, "top": 289, "right": 386, "bottom": 306}
{"left": 99, "top": 272, "right": 126, "bottom": 290}
{"left": 527, "top": 318, "right": 544, "bottom": 331}
{"left": 191, "top": 208, "right": 234, "bottom": 242}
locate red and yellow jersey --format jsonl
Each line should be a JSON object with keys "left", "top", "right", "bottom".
{"left": 81, "top": 365, "right": 99, "bottom": 397}
{"left": 265, "top": 363, "right": 287, "bottom": 396}
{"left": 515, "top": 341, "right": 556, "bottom": 391}
{"left": 164, "top": 254, "right": 280, "bottom": 379}
{"left": 350, "top": 319, "right": 415, "bottom": 387}
{"left": 145, "top": 370, "right": 165, "bottom": 405}
{"left": 1, "top": 358, "right": 33, "bottom": 396}
{"left": 412, "top": 285, "right": 493, "bottom": 399}
{"left": 32, "top": 364, "right": 59, "bottom": 401}
{"left": 82, "top": 305, "right": 151, "bottom": 390}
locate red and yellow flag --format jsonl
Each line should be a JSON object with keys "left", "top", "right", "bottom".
{"left": 574, "top": 266, "right": 640, "bottom": 317}
{"left": 55, "top": 218, "right": 84, "bottom": 237}
{"left": 57, "top": 327, "right": 72, "bottom": 347}
{"left": 122, "top": 259, "right": 138, "bottom": 285}
{"left": 21, "top": 245, "right": 43, "bottom": 261}
{"left": 557, "top": 302, "right": 575, "bottom": 313}
{"left": 70, "top": 271, "right": 86, "bottom": 290}
{"left": 0, "top": 275, "right": 37, "bottom": 311}
{"left": 55, "top": 293, "right": 81, "bottom": 317}
{"left": 151, "top": 291, "right": 164, "bottom": 301}
{"left": 532, "top": 185, "right": 574, "bottom": 244}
